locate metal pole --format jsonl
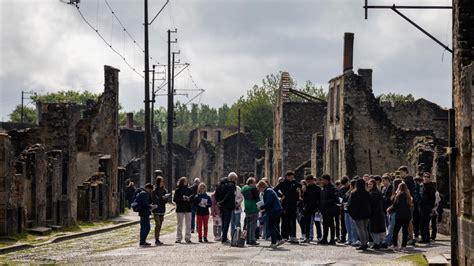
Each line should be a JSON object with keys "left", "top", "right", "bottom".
{"left": 144, "top": 0, "right": 152, "bottom": 184}
{"left": 166, "top": 29, "right": 173, "bottom": 192}
{"left": 236, "top": 109, "right": 241, "bottom": 181}
{"left": 21, "top": 91, "right": 24, "bottom": 123}
{"left": 151, "top": 65, "right": 156, "bottom": 130}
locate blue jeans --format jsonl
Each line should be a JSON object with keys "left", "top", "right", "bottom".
{"left": 231, "top": 211, "right": 241, "bottom": 235}
{"left": 220, "top": 208, "right": 232, "bottom": 241}
{"left": 383, "top": 212, "right": 396, "bottom": 245}
{"left": 191, "top": 207, "right": 196, "bottom": 230}
{"left": 140, "top": 215, "right": 151, "bottom": 244}
{"left": 344, "top": 213, "right": 358, "bottom": 243}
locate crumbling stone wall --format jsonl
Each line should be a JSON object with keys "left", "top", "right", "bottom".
{"left": 453, "top": 1, "right": 474, "bottom": 264}
{"left": 381, "top": 99, "right": 448, "bottom": 140}
{"left": 0, "top": 133, "right": 26, "bottom": 236}
{"left": 272, "top": 72, "right": 326, "bottom": 183}
{"left": 311, "top": 133, "right": 324, "bottom": 178}
{"left": 223, "top": 132, "right": 259, "bottom": 185}
{"left": 189, "top": 139, "right": 218, "bottom": 187}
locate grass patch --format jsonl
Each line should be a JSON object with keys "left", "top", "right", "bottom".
{"left": 398, "top": 254, "right": 428, "bottom": 266}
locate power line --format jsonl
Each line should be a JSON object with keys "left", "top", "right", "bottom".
{"left": 73, "top": 4, "right": 144, "bottom": 78}
{"left": 104, "top": 0, "right": 160, "bottom": 65}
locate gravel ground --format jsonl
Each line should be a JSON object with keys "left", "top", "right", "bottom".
{"left": 0, "top": 212, "right": 450, "bottom": 265}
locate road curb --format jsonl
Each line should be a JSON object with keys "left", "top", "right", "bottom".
{"left": 0, "top": 207, "right": 175, "bottom": 255}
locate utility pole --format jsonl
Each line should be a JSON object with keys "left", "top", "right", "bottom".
{"left": 143, "top": 0, "right": 152, "bottom": 184}
{"left": 236, "top": 109, "right": 241, "bottom": 181}
{"left": 20, "top": 91, "right": 35, "bottom": 123}
{"left": 167, "top": 29, "right": 177, "bottom": 191}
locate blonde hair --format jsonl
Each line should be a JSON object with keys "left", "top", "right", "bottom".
{"left": 256, "top": 180, "right": 268, "bottom": 190}
{"left": 198, "top": 183, "right": 207, "bottom": 193}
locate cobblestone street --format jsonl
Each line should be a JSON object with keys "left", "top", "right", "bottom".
{"left": 0, "top": 212, "right": 450, "bottom": 265}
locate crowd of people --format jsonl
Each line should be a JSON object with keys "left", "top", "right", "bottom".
{"left": 127, "top": 165, "right": 443, "bottom": 251}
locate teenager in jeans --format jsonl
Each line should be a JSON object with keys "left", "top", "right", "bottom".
{"left": 137, "top": 183, "right": 154, "bottom": 247}
{"left": 387, "top": 183, "right": 413, "bottom": 250}
{"left": 302, "top": 175, "right": 321, "bottom": 243}
{"left": 348, "top": 179, "right": 371, "bottom": 250}
{"left": 343, "top": 179, "right": 358, "bottom": 245}
{"left": 241, "top": 177, "right": 260, "bottom": 245}
{"left": 257, "top": 181, "right": 285, "bottom": 248}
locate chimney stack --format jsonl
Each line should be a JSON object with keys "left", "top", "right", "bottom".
{"left": 280, "top": 72, "right": 291, "bottom": 103}
{"left": 343, "top": 32, "right": 354, "bottom": 73}
{"left": 126, "top": 112, "right": 134, "bottom": 129}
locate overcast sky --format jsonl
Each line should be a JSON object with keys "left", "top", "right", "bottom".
{"left": 0, "top": 0, "right": 452, "bottom": 121}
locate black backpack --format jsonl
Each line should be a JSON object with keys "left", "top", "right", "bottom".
{"left": 131, "top": 189, "right": 144, "bottom": 212}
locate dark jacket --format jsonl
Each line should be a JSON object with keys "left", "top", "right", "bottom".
{"left": 151, "top": 187, "right": 169, "bottom": 215}
{"left": 390, "top": 193, "right": 412, "bottom": 221}
{"left": 194, "top": 193, "right": 212, "bottom": 216}
{"left": 404, "top": 176, "right": 416, "bottom": 202}
{"left": 173, "top": 186, "right": 193, "bottom": 213}
{"left": 303, "top": 184, "right": 321, "bottom": 213}
{"left": 136, "top": 191, "right": 152, "bottom": 217}
{"left": 420, "top": 182, "right": 436, "bottom": 210}
{"left": 320, "top": 183, "right": 338, "bottom": 215}
{"left": 274, "top": 179, "right": 301, "bottom": 209}
{"left": 216, "top": 179, "right": 236, "bottom": 211}
{"left": 261, "top": 187, "right": 282, "bottom": 215}
{"left": 369, "top": 189, "right": 386, "bottom": 233}
{"left": 348, "top": 179, "right": 371, "bottom": 220}
{"left": 190, "top": 183, "right": 199, "bottom": 206}
{"left": 126, "top": 185, "right": 136, "bottom": 201}
{"left": 382, "top": 183, "right": 393, "bottom": 213}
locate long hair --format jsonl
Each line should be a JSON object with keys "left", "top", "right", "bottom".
{"left": 394, "top": 183, "right": 413, "bottom": 207}
{"left": 391, "top": 178, "right": 402, "bottom": 201}
{"left": 368, "top": 179, "right": 378, "bottom": 192}
{"left": 177, "top": 176, "right": 188, "bottom": 187}
{"left": 352, "top": 178, "right": 366, "bottom": 193}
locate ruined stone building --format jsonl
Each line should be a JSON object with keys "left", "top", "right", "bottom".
{"left": 452, "top": 0, "right": 474, "bottom": 264}
{"left": 0, "top": 66, "right": 124, "bottom": 236}
{"left": 323, "top": 33, "right": 448, "bottom": 180}
{"left": 269, "top": 72, "right": 327, "bottom": 183}
{"left": 189, "top": 126, "right": 260, "bottom": 187}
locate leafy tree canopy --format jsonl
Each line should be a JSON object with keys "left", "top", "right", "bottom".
{"left": 378, "top": 93, "right": 415, "bottom": 103}
{"left": 8, "top": 105, "right": 37, "bottom": 123}
{"left": 31, "top": 90, "right": 99, "bottom": 104}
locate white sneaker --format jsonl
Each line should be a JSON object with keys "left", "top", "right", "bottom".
{"left": 270, "top": 243, "right": 277, "bottom": 248}
{"left": 277, "top": 239, "right": 286, "bottom": 246}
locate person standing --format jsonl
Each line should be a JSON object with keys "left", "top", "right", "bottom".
{"left": 368, "top": 179, "right": 386, "bottom": 249}
{"left": 231, "top": 184, "right": 244, "bottom": 235}
{"left": 190, "top": 178, "right": 201, "bottom": 233}
{"left": 343, "top": 180, "right": 358, "bottom": 245}
{"left": 151, "top": 176, "right": 170, "bottom": 245}
{"left": 210, "top": 190, "right": 222, "bottom": 241}
{"left": 125, "top": 181, "right": 136, "bottom": 209}
{"left": 137, "top": 183, "right": 154, "bottom": 247}
{"left": 173, "top": 177, "right": 194, "bottom": 244}
{"left": 399, "top": 166, "right": 417, "bottom": 244}
{"left": 194, "top": 183, "right": 212, "bottom": 243}
{"left": 241, "top": 177, "right": 260, "bottom": 245}
{"left": 337, "top": 176, "right": 350, "bottom": 243}
{"left": 381, "top": 174, "right": 393, "bottom": 228}
{"left": 387, "top": 183, "right": 413, "bottom": 250}
{"left": 302, "top": 175, "right": 321, "bottom": 243}
{"left": 348, "top": 179, "right": 371, "bottom": 250}
{"left": 274, "top": 171, "right": 302, "bottom": 244}
{"left": 257, "top": 181, "right": 285, "bottom": 248}
{"left": 419, "top": 172, "right": 436, "bottom": 244}
{"left": 216, "top": 172, "right": 237, "bottom": 243}
{"left": 319, "top": 174, "right": 338, "bottom": 245}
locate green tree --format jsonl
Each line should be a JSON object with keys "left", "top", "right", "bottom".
{"left": 8, "top": 105, "right": 37, "bottom": 123}
{"left": 378, "top": 93, "right": 415, "bottom": 103}
{"left": 31, "top": 90, "right": 99, "bottom": 104}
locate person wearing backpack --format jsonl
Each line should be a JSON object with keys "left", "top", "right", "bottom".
{"left": 136, "top": 183, "right": 154, "bottom": 247}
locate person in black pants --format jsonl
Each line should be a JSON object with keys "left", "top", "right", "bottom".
{"left": 302, "top": 175, "right": 321, "bottom": 243}
{"left": 257, "top": 181, "right": 285, "bottom": 248}
{"left": 337, "top": 177, "right": 349, "bottom": 243}
{"left": 388, "top": 183, "right": 413, "bottom": 249}
{"left": 215, "top": 173, "right": 237, "bottom": 243}
{"left": 274, "top": 171, "right": 302, "bottom": 244}
{"left": 319, "top": 174, "right": 338, "bottom": 245}
{"left": 419, "top": 172, "right": 436, "bottom": 244}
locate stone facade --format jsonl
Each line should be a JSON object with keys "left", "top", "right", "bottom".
{"left": 0, "top": 66, "right": 123, "bottom": 233}
{"left": 271, "top": 72, "right": 327, "bottom": 183}
{"left": 452, "top": 1, "right": 474, "bottom": 265}
{"left": 323, "top": 33, "right": 448, "bottom": 179}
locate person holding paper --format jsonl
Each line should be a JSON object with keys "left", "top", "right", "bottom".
{"left": 173, "top": 177, "right": 194, "bottom": 244}
{"left": 257, "top": 180, "right": 285, "bottom": 248}
{"left": 194, "top": 183, "right": 212, "bottom": 243}
{"left": 241, "top": 177, "right": 260, "bottom": 246}
{"left": 151, "top": 176, "right": 169, "bottom": 246}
